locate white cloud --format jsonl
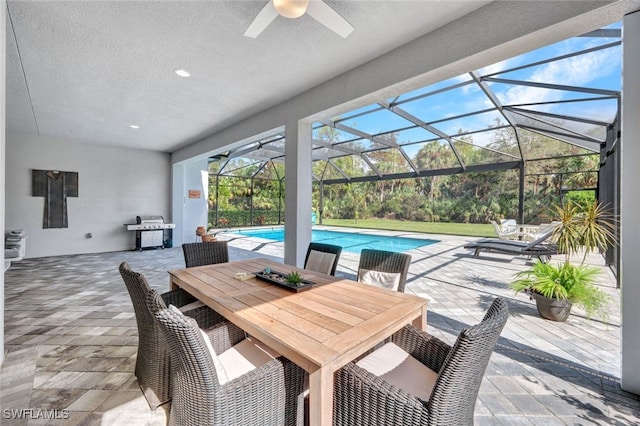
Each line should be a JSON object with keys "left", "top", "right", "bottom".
{"left": 530, "top": 48, "right": 618, "bottom": 86}
{"left": 495, "top": 47, "right": 619, "bottom": 108}
{"left": 477, "top": 57, "right": 521, "bottom": 77}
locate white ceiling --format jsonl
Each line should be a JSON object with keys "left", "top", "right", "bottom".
{"left": 5, "top": 0, "right": 492, "bottom": 153}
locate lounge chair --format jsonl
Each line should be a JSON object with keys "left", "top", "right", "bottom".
{"left": 520, "top": 221, "right": 561, "bottom": 242}
{"left": 464, "top": 228, "right": 558, "bottom": 263}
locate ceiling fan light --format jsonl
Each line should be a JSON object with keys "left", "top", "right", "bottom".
{"left": 273, "top": 0, "right": 309, "bottom": 19}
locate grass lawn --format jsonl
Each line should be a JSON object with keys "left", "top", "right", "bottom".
{"left": 319, "top": 218, "right": 495, "bottom": 238}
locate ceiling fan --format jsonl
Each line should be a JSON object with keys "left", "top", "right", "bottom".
{"left": 244, "top": 0, "right": 354, "bottom": 38}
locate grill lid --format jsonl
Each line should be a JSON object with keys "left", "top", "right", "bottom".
{"left": 136, "top": 215, "right": 164, "bottom": 224}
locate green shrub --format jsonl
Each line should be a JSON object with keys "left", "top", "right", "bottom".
{"left": 208, "top": 210, "right": 283, "bottom": 228}
{"left": 511, "top": 261, "right": 610, "bottom": 319}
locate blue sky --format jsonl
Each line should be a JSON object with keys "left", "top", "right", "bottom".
{"left": 316, "top": 21, "right": 622, "bottom": 156}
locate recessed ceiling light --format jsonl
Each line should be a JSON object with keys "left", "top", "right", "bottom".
{"left": 129, "top": 125, "right": 140, "bottom": 129}
{"left": 175, "top": 69, "right": 191, "bottom": 78}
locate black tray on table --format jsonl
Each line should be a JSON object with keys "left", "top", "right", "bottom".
{"left": 254, "top": 269, "right": 315, "bottom": 292}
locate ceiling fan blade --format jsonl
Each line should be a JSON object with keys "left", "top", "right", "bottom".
{"left": 244, "top": 2, "right": 279, "bottom": 38}
{"left": 306, "top": 0, "right": 354, "bottom": 38}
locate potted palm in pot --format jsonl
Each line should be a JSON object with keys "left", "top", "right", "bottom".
{"left": 511, "top": 200, "right": 616, "bottom": 321}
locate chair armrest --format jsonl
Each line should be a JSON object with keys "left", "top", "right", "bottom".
{"left": 161, "top": 288, "right": 197, "bottom": 307}
{"left": 184, "top": 306, "right": 227, "bottom": 330}
{"left": 392, "top": 325, "right": 451, "bottom": 374}
{"left": 334, "top": 362, "right": 428, "bottom": 425}
{"left": 202, "top": 321, "right": 246, "bottom": 354}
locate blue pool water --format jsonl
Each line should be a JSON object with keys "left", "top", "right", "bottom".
{"left": 232, "top": 227, "right": 437, "bottom": 254}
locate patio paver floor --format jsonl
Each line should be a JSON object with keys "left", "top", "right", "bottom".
{"left": 1, "top": 226, "right": 638, "bottom": 425}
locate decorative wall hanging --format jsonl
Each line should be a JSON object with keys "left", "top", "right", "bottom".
{"left": 32, "top": 169, "right": 79, "bottom": 228}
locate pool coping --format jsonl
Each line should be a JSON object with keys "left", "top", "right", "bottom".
{"left": 218, "top": 224, "right": 441, "bottom": 254}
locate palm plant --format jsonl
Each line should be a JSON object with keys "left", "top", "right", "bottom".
{"left": 551, "top": 199, "right": 618, "bottom": 264}
{"left": 578, "top": 200, "right": 618, "bottom": 263}
{"left": 552, "top": 201, "right": 583, "bottom": 263}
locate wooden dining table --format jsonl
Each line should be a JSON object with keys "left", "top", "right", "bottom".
{"left": 169, "top": 258, "right": 429, "bottom": 426}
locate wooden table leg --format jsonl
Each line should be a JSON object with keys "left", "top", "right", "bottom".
{"left": 308, "top": 366, "right": 333, "bottom": 426}
{"left": 412, "top": 306, "right": 427, "bottom": 331}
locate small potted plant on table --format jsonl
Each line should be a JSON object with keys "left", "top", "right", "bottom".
{"left": 511, "top": 200, "right": 616, "bottom": 321}
{"left": 285, "top": 271, "right": 303, "bottom": 287}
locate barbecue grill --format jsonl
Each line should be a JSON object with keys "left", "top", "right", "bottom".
{"left": 124, "top": 215, "right": 175, "bottom": 250}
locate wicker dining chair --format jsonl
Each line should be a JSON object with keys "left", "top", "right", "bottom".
{"left": 333, "top": 297, "right": 509, "bottom": 426}
{"left": 303, "top": 242, "right": 342, "bottom": 275}
{"left": 118, "top": 262, "right": 225, "bottom": 409}
{"left": 357, "top": 249, "right": 412, "bottom": 292}
{"left": 147, "top": 291, "right": 306, "bottom": 426}
{"left": 182, "top": 241, "right": 229, "bottom": 268}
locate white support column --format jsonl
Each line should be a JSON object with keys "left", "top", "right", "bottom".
{"left": 621, "top": 9, "right": 640, "bottom": 394}
{"left": 172, "top": 157, "right": 209, "bottom": 247}
{"left": 284, "top": 120, "right": 313, "bottom": 267}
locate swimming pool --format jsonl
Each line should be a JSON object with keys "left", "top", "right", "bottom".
{"left": 231, "top": 227, "right": 437, "bottom": 254}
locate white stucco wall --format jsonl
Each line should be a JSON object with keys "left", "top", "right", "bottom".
{"left": 5, "top": 133, "right": 172, "bottom": 258}
{"left": 171, "top": 157, "right": 209, "bottom": 247}
{"left": 1, "top": 0, "right": 7, "bottom": 364}
{"left": 621, "top": 9, "right": 640, "bottom": 395}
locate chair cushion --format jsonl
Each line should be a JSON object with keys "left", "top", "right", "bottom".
{"left": 217, "top": 337, "right": 281, "bottom": 384}
{"left": 306, "top": 250, "right": 336, "bottom": 275}
{"left": 168, "top": 306, "right": 281, "bottom": 385}
{"left": 356, "top": 341, "right": 438, "bottom": 402}
{"left": 168, "top": 304, "right": 230, "bottom": 384}
{"left": 178, "top": 300, "right": 206, "bottom": 313}
{"left": 199, "top": 328, "right": 231, "bottom": 384}
{"left": 358, "top": 269, "right": 401, "bottom": 291}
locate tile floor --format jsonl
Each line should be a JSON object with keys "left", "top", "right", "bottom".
{"left": 1, "top": 227, "right": 639, "bottom": 425}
